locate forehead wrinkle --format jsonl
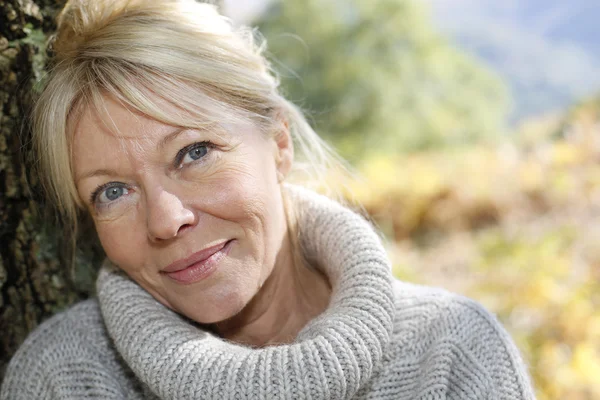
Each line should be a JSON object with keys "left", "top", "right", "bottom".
{"left": 92, "top": 96, "right": 162, "bottom": 160}
{"left": 76, "top": 119, "right": 154, "bottom": 181}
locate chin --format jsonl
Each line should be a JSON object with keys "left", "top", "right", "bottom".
{"left": 159, "top": 251, "right": 271, "bottom": 325}
{"left": 203, "top": 300, "right": 248, "bottom": 325}
{"left": 174, "top": 284, "right": 255, "bottom": 325}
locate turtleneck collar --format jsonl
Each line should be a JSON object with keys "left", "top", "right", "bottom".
{"left": 97, "top": 185, "right": 395, "bottom": 399}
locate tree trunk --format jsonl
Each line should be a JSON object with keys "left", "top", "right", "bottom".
{"left": 0, "top": 0, "right": 228, "bottom": 381}
{"left": 0, "top": 0, "right": 90, "bottom": 380}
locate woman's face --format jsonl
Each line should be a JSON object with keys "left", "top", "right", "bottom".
{"left": 72, "top": 96, "right": 293, "bottom": 324}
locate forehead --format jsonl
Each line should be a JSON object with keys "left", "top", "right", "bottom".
{"left": 72, "top": 96, "right": 176, "bottom": 148}
{"left": 70, "top": 91, "right": 257, "bottom": 147}
{"left": 70, "top": 94, "right": 265, "bottom": 176}
{"left": 70, "top": 97, "right": 175, "bottom": 185}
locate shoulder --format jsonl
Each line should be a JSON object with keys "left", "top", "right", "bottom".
{"left": 391, "top": 280, "right": 508, "bottom": 340}
{"left": 2, "top": 299, "right": 108, "bottom": 373}
{"left": 1, "top": 299, "right": 141, "bottom": 399}
{"left": 378, "top": 280, "right": 536, "bottom": 399}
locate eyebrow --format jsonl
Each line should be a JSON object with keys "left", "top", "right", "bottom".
{"left": 157, "top": 127, "right": 187, "bottom": 151}
{"left": 75, "top": 127, "right": 189, "bottom": 184}
{"left": 76, "top": 168, "right": 120, "bottom": 184}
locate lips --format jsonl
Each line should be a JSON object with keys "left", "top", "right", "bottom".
{"left": 161, "top": 240, "right": 233, "bottom": 284}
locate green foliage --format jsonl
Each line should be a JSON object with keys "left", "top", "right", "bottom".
{"left": 257, "top": 0, "right": 510, "bottom": 160}
{"left": 19, "top": 23, "right": 48, "bottom": 91}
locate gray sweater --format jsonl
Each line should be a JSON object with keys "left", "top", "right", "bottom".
{"left": 1, "top": 187, "right": 536, "bottom": 399}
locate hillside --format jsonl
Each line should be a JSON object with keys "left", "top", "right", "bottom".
{"left": 424, "top": 0, "right": 600, "bottom": 123}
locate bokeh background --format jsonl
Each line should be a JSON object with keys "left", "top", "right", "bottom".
{"left": 224, "top": 1, "right": 600, "bottom": 399}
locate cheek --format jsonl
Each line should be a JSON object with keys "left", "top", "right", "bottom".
{"left": 195, "top": 151, "right": 280, "bottom": 219}
{"left": 221, "top": 165, "right": 279, "bottom": 225}
{"left": 95, "top": 218, "right": 146, "bottom": 271}
{"left": 197, "top": 155, "right": 285, "bottom": 263}
{"left": 221, "top": 161, "right": 286, "bottom": 260}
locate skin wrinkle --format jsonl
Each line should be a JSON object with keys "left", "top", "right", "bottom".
{"left": 72, "top": 94, "right": 331, "bottom": 346}
{"left": 215, "top": 228, "right": 331, "bottom": 346}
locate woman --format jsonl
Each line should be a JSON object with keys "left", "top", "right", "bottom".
{"left": 1, "top": 0, "right": 536, "bottom": 399}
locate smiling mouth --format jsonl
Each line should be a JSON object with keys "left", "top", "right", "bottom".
{"left": 161, "top": 240, "right": 234, "bottom": 284}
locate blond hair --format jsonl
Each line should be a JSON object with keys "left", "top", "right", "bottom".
{"left": 33, "top": 0, "right": 343, "bottom": 263}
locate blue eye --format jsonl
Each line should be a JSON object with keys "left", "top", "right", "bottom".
{"left": 93, "top": 184, "right": 129, "bottom": 205}
{"left": 178, "top": 142, "right": 210, "bottom": 166}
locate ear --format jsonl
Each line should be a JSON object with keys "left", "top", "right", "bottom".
{"left": 273, "top": 117, "right": 294, "bottom": 182}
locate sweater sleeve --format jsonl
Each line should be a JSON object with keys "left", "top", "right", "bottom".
{"left": 438, "top": 297, "right": 536, "bottom": 400}
{"left": 385, "top": 283, "right": 536, "bottom": 400}
{"left": 0, "top": 300, "right": 149, "bottom": 400}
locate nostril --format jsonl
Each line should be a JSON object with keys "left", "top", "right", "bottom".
{"left": 177, "top": 223, "right": 193, "bottom": 235}
{"left": 145, "top": 188, "right": 196, "bottom": 241}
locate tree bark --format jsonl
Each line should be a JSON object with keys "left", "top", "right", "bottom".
{"left": 0, "top": 0, "right": 91, "bottom": 380}
{"left": 0, "top": 0, "right": 227, "bottom": 381}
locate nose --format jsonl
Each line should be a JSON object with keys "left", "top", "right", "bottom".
{"left": 145, "top": 187, "right": 196, "bottom": 242}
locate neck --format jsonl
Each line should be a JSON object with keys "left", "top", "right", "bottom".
{"left": 97, "top": 185, "right": 396, "bottom": 399}
{"left": 212, "top": 234, "right": 331, "bottom": 347}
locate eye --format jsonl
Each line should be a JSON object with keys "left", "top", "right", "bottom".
{"left": 91, "top": 183, "right": 129, "bottom": 205}
{"left": 183, "top": 145, "right": 207, "bottom": 164}
{"left": 176, "top": 142, "right": 211, "bottom": 167}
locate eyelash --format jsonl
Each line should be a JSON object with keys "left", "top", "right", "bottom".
{"left": 89, "top": 141, "right": 214, "bottom": 206}
{"left": 174, "top": 141, "right": 213, "bottom": 168}
{"left": 90, "top": 182, "right": 126, "bottom": 206}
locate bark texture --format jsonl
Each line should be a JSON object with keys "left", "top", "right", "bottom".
{"left": 0, "top": 0, "right": 90, "bottom": 380}
{"left": 0, "top": 0, "right": 226, "bottom": 381}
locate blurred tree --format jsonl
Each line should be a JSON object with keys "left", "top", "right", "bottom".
{"left": 257, "top": 0, "right": 511, "bottom": 160}
{"left": 0, "top": 0, "right": 101, "bottom": 381}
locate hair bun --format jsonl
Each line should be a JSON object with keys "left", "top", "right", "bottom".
{"left": 52, "top": 0, "right": 119, "bottom": 61}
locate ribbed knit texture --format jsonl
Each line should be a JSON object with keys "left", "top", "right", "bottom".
{"left": 1, "top": 186, "right": 536, "bottom": 399}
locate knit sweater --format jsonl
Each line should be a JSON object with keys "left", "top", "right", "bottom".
{"left": 1, "top": 187, "right": 536, "bottom": 399}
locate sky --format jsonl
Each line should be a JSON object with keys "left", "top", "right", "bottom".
{"left": 221, "top": 0, "right": 271, "bottom": 23}
{"left": 423, "top": 0, "right": 600, "bottom": 121}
